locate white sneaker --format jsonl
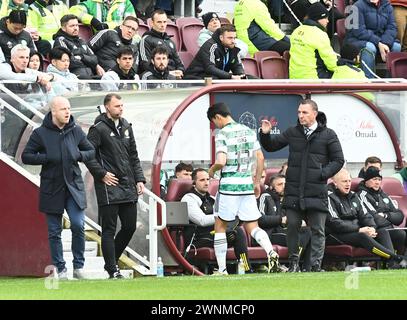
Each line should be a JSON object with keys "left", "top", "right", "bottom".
{"left": 57, "top": 268, "right": 68, "bottom": 280}
{"left": 211, "top": 269, "right": 228, "bottom": 276}
{"left": 73, "top": 268, "right": 86, "bottom": 280}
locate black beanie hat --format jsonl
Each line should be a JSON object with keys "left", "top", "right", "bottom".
{"left": 202, "top": 12, "right": 219, "bottom": 29}
{"left": 364, "top": 166, "right": 383, "bottom": 181}
{"left": 307, "top": 3, "right": 329, "bottom": 21}
{"left": 340, "top": 43, "right": 360, "bottom": 61}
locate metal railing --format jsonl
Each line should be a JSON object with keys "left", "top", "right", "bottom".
{"left": 0, "top": 91, "right": 164, "bottom": 276}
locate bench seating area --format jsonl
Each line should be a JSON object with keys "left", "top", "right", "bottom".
{"left": 166, "top": 171, "right": 407, "bottom": 273}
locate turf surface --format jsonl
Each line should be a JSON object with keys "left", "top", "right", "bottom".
{"left": 0, "top": 270, "right": 406, "bottom": 300}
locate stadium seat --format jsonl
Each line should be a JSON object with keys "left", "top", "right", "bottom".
{"left": 335, "top": 0, "right": 346, "bottom": 15}
{"left": 389, "top": 54, "right": 407, "bottom": 78}
{"left": 175, "top": 16, "right": 202, "bottom": 29}
{"left": 181, "top": 23, "right": 204, "bottom": 55}
{"left": 177, "top": 51, "right": 194, "bottom": 69}
{"left": 253, "top": 50, "right": 281, "bottom": 64}
{"left": 242, "top": 57, "right": 260, "bottom": 78}
{"left": 335, "top": 19, "right": 346, "bottom": 47}
{"left": 137, "top": 23, "right": 149, "bottom": 37}
{"left": 381, "top": 177, "right": 407, "bottom": 227}
{"left": 166, "top": 178, "right": 193, "bottom": 201}
{"left": 264, "top": 167, "right": 280, "bottom": 186}
{"left": 282, "top": 50, "right": 290, "bottom": 69}
{"left": 78, "top": 23, "right": 93, "bottom": 41}
{"left": 166, "top": 24, "right": 182, "bottom": 52}
{"left": 351, "top": 177, "right": 362, "bottom": 192}
{"left": 386, "top": 52, "right": 406, "bottom": 71}
{"left": 259, "top": 56, "right": 288, "bottom": 79}
{"left": 208, "top": 179, "right": 219, "bottom": 196}
{"left": 219, "top": 16, "right": 231, "bottom": 26}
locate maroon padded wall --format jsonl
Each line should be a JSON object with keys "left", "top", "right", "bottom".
{"left": 0, "top": 159, "right": 51, "bottom": 277}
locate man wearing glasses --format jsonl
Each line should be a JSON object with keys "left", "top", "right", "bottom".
{"left": 89, "top": 16, "right": 140, "bottom": 72}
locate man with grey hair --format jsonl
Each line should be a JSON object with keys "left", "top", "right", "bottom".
{"left": 22, "top": 96, "right": 95, "bottom": 280}
{"left": 0, "top": 44, "right": 53, "bottom": 92}
{"left": 260, "top": 99, "right": 344, "bottom": 272}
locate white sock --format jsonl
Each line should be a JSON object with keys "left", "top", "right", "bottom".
{"left": 251, "top": 227, "right": 274, "bottom": 255}
{"left": 214, "top": 233, "right": 227, "bottom": 272}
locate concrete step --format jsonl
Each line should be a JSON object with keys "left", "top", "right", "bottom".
{"left": 65, "top": 249, "right": 97, "bottom": 258}
{"left": 65, "top": 256, "right": 105, "bottom": 270}
{"left": 62, "top": 240, "right": 98, "bottom": 253}
{"left": 64, "top": 268, "right": 134, "bottom": 280}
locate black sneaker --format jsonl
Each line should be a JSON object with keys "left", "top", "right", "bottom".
{"left": 109, "top": 270, "right": 124, "bottom": 279}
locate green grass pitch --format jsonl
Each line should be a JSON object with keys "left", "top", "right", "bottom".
{"left": 1, "top": 270, "right": 406, "bottom": 300}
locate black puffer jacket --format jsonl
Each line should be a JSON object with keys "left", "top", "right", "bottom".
{"left": 0, "top": 17, "right": 36, "bottom": 61}
{"left": 326, "top": 184, "right": 376, "bottom": 235}
{"left": 85, "top": 113, "right": 146, "bottom": 206}
{"left": 259, "top": 112, "right": 344, "bottom": 212}
{"left": 184, "top": 28, "right": 244, "bottom": 79}
{"left": 88, "top": 26, "right": 139, "bottom": 72}
{"left": 257, "top": 188, "right": 286, "bottom": 233}
{"left": 22, "top": 112, "right": 95, "bottom": 214}
{"left": 53, "top": 28, "right": 98, "bottom": 79}
{"left": 357, "top": 181, "right": 404, "bottom": 228}
{"left": 139, "top": 28, "right": 184, "bottom": 73}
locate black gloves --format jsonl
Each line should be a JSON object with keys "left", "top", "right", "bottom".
{"left": 91, "top": 18, "right": 109, "bottom": 31}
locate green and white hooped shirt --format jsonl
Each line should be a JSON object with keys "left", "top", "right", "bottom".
{"left": 215, "top": 121, "right": 260, "bottom": 195}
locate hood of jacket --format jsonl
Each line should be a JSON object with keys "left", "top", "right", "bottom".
{"left": 46, "top": 64, "right": 71, "bottom": 77}
{"left": 42, "top": 110, "right": 75, "bottom": 132}
{"left": 296, "top": 111, "right": 327, "bottom": 129}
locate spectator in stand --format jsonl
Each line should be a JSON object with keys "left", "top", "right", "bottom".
{"left": 0, "top": 0, "right": 27, "bottom": 17}
{"left": 289, "top": 2, "right": 338, "bottom": 79}
{"left": 141, "top": 46, "right": 176, "bottom": 88}
{"left": 89, "top": 16, "right": 140, "bottom": 72}
{"left": 101, "top": 46, "right": 140, "bottom": 91}
{"left": 181, "top": 168, "right": 253, "bottom": 274}
{"left": 28, "top": 51, "right": 43, "bottom": 71}
{"left": 357, "top": 166, "right": 407, "bottom": 258}
{"left": 174, "top": 162, "right": 193, "bottom": 179}
{"left": 21, "top": 96, "right": 95, "bottom": 280}
{"left": 333, "top": 43, "right": 375, "bottom": 101}
{"left": 185, "top": 25, "right": 247, "bottom": 80}
{"left": 358, "top": 156, "right": 382, "bottom": 179}
{"left": 327, "top": 168, "right": 405, "bottom": 268}
{"left": 345, "top": 0, "right": 401, "bottom": 78}
{"left": 389, "top": 0, "right": 406, "bottom": 50}
{"left": 234, "top": 0, "right": 290, "bottom": 56}
{"left": 53, "top": 14, "right": 105, "bottom": 79}
{"left": 139, "top": 9, "right": 184, "bottom": 76}
{"left": 70, "top": 0, "right": 136, "bottom": 31}
{"left": 0, "top": 44, "right": 53, "bottom": 93}
{"left": 0, "top": 10, "right": 36, "bottom": 62}
{"left": 26, "top": 0, "right": 69, "bottom": 56}
{"left": 198, "top": 11, "right": 249, "bottom": 59}
{"left": 257, "top": 174, "right": 311, "bottom": 271}
{"left": 259, "top": 99, "right": 344, "bottom": 272}
{"left": 46, "top": 47, "right": 79, "bottom": 95}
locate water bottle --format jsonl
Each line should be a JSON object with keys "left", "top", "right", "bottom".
{"left": 238, "top": 259, "right": 245, "bottom": 275}
{"left": 157, "top": 257, "right": 164, "bottom": 277}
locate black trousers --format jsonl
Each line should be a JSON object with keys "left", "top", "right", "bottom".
{"left": 326, "top": 228, "right": 399, "bottom": 260}
{"left": 286, "top": 208, "right": 326, "bottom": 269}
{"left": 99, "top": 202, "right": 138, "bottom": 273}
{"left": 388, "top": 228, "right": 407, "bottom": 255}
{"left": 194, "top": 227, "right": 251, "bottom": 269}
{"left": 269, "top": 227, "right": 312, "bottom": 269}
